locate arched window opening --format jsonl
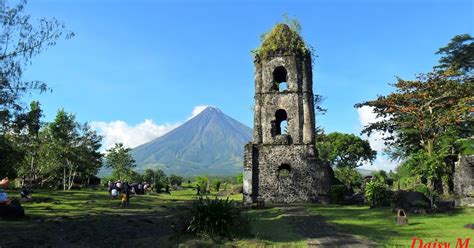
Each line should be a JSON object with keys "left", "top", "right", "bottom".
{"left": 278, "top": 164, "right": 291, "bottom": 178}
{"left": 273, "top": 66, "right": 288, "bottom": 92}
{"left": 274, "top": 109, "right": 288, "bottom": 136}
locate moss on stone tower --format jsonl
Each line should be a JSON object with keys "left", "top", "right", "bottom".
{"left": 256, "top": 23, "right": 310, "bottom": 59}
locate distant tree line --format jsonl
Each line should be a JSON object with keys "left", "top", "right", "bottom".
{"left": 3, "top": 103, "right": 103, "bottom": 190}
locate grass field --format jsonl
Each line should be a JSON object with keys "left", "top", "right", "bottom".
{"left": 1, "top": 188, "right": 472, "bottom": 247}
{"left": 309, "top": 205, "right": 474, "bottom": 247}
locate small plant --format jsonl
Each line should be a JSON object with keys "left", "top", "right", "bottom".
{"left": 187, "top": 197, "right": 249, "bottom": 238}
{"left": 365, "top": 180, "right": 392, "bottom": 207}
{"left": 196, "top": 176, "right": 209, "bottom": 195}
{"left": 211, "top": 179, "right": 222, "bottom": 192}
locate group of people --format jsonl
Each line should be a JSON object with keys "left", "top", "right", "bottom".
{"left": 107, "top": 180, "right": 150, "bottom": 207}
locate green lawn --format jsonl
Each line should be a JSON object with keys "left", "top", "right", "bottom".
{"left": 309, "top": 205, "right": 474, "bottom": 247}
{"left": 1, "top": 189, "right": 472, "bottom": 247}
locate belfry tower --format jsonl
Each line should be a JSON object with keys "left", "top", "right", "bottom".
{"left": 243, "top": 24, "right": 333, "bottom": 203}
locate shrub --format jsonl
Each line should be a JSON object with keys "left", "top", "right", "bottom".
{"left": 236, "top": 173, "right": 243, "bottom": 184}
{"left": 365, "top": 180, "right": 392, "bottom": 207}
{"left": 187, "top": 197, "right": 249, "bottom": 238}
{"left": 330, "top": 185, "right": 347, "bottom": 203}
{"left": 211, "top": 179, "right": 222, "bottom": 192}
{"left": 196, "top": 176, "right": 209, "bottom": 195}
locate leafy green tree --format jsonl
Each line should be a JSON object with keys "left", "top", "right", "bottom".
{"left": 434, "top": 34, "right": 473, "bottom": 75}
{"left": 143, "top": 168, "right": 167, "bottom": 192}
{"left": 125, "top": 170, "right": 143, "bottom": 183}
{"left": 317, "top": 132, "right": 376, "bottom": 169}
{"left": 49, "top": 110, "right": 102, "bottom": 190}
{"left": 105, "top": 143, "right": 136, "bottom": 181}
{"left": 143, "top": 168, "right": 156, "bottom": 184}
{"left": 11, "top": 101, "right": 44, "bottom": 186}
{"left": 169, "top": 174, "right": 183, "bottom": 187}
{"left": 50, "top": 110, "right": 80, "bottom": 190}
{"left": 333, "top": 167, "right": 363, "bottom": 191}
{"left": 75, "top": 123, "right": 103, "bottom": 181}
{"left": 154, "top": 169, "right": 167, "bottom": 193}
{"left": 31, "top": 127, "right": 62, "bottom": 187}
{"left": 355, "top": 34, "right": 473, "bottom": 194}
{"left": 0, "top": 135, "right": 22, "bottom": 178}
{"left": 0, "top": 0, "right": 73, "bottom": 129}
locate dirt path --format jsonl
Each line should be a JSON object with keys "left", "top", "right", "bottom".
{"left": 278, "top": 206, "right": 380, "bottom": 248}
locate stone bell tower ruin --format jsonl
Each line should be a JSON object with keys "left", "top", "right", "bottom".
{"left": 243, "top": 24, "right": 333, "bottom": 204}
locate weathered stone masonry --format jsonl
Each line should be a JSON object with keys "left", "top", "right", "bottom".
{"left": 454, "top": 155, "right": 474, "bottom": 206}
{"left": 243, "top": 24, "right": 333, "bottom": 204}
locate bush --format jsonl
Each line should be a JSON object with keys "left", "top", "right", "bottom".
{"left": 211, "top": 179, "right": 222, "bottom": 192}
{"left": 187, "top": 197, "right": 249, "bottom": 238}
{"left": 365, "top": 180, "right": 392, "bottom": 207}
{"left": 236, "top": 173, "right": 243, "bottom": 184}
{"left": 330, "top": 185, "right": 347, "bottom": 203}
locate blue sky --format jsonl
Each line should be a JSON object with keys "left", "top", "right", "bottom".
{"left": 20, "top": 0, "right": 473, "bottom": 170}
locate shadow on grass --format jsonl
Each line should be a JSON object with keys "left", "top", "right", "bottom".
{"left": 0, "top": 202, "right": 187, "bottom": 247}
{"left": 242, "top": 206, "right": 378, "bottom": 246}
{"left": 0, "top": 189, "right": 195, "bottom": 247}
{"left": 308, "top": 205, "right": 473, "bottom": 246}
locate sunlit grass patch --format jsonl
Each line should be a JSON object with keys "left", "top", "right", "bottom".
{"left": 308, "top": 205, "right": 474, "bottom": 246}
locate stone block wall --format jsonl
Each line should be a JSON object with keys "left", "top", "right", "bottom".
{"left": 454, "top": 155, "right": 474, "bottom": 207}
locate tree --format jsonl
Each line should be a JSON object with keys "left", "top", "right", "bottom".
{"left": 355, "top": 34, "right": 473, "bottom": 193}
{"left": 49, "top": 110, "right": 103, "bottom": 190}
{"left": 142, "top": 168, "right": 167, "bottom": 192}
{"left": 153, "top": 169, "right": 167, "bottom": 193}
{"left": 11, "top": 101, "right": 44, "bottom": 186}
{"left": 105, "top": 143, "right": 136, "bottom": 181}
{"left": 0, "top": 0, "right": 73, "bottom": 129}
{"left": 333, "top": 167, "right": 363, "bottom": 191}
{"left": 314, "top": 94, "right": 327, "bottom": 115}
{"left": 434, "top": 34, "right": 473, "bottom": 76}
{"left": 317, "top": 132, "right": 376, "bottom": 169}
{"left": 0, "top": 135, "right": 22, "bottom": 178}
{"left": 169, "top": 174, "right": 183, "bottom": 187}
{"left": 74, "top": 123, "right": 103, "bottom": 182}
{"left": 143, "top": 169, "right": 156, "bottom": 185}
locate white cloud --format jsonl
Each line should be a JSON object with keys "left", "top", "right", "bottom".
{"left": 91, "top": 105, "right": 212, "bottom": 151}
{"left": 90, "top": 120, "right": 180, "bottom": 150}
{"left": 360, "top": 155, "right": 399, "bottom": 172}
{"left": 357, "top": 106, "right": 399, "bottom": 171}
{"left": 189, "top": 105, "right": 210, "bottom": 119}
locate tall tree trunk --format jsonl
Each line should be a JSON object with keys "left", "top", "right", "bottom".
{"left": 66, "top": 160, "right": 77, "bottom": 190}
{"left": 63, "top": 166, "right": 66, "bottom": 191}
{"left": 427, "top": 178, "right": 434, "bottom": 206}
{"left": 442, "top": 175, "right": 450, "bottom": 195}
{"left": 30, "top": 152, "right": 35, "bottom": 187}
